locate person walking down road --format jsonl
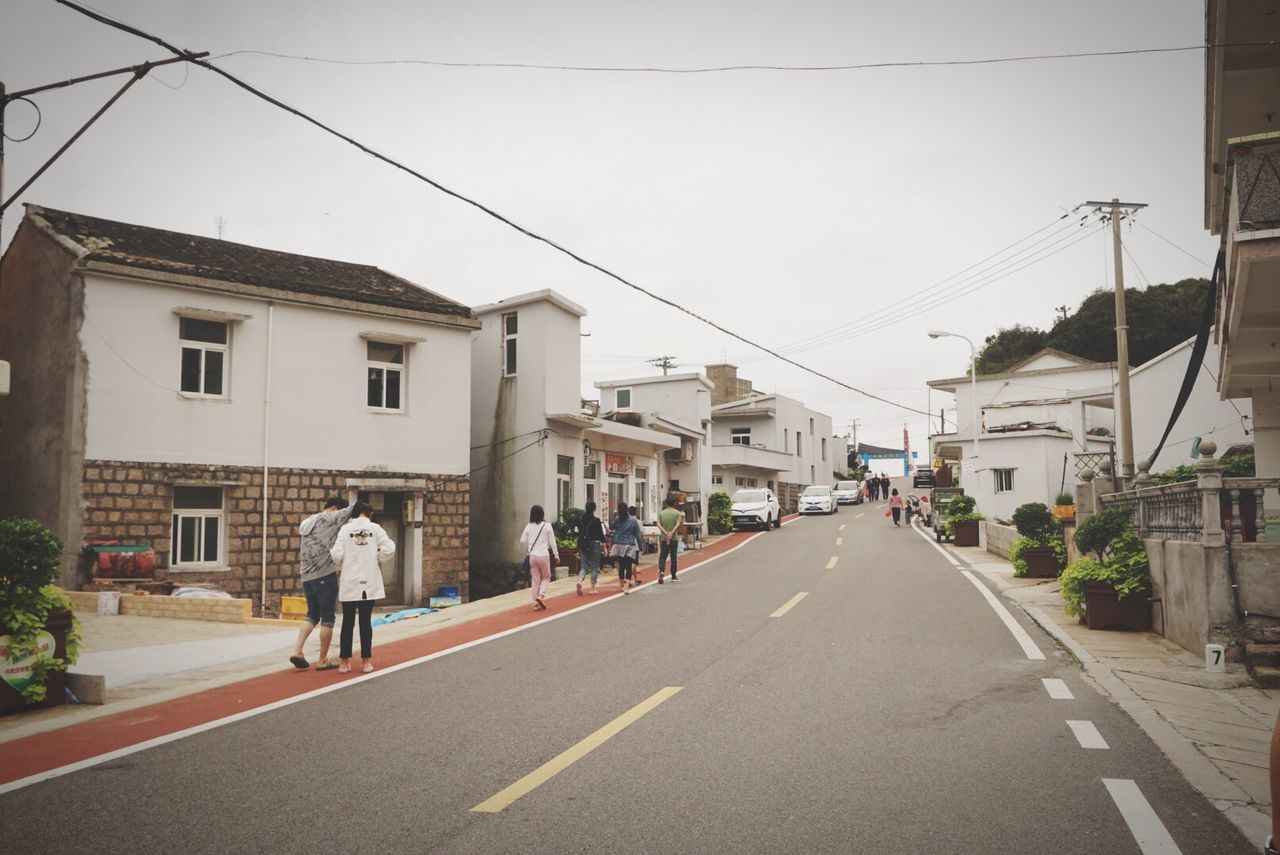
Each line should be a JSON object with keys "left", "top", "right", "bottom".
{"left": 609, "top": 503, "right": 643, "bottom": 595}
{"left": 330, "top": 501, "right": 395, "bottom": 674}
{"left": 657, "top": 497, "right": 685, "bottom": 584}
{"left": 880, "top": 475, "right": 891, "bottom": 501}
{"left": 521, "top": 504, "right": 558, "bottom": 611}
{"left": 888, "top": 489, "right": 903, "bottom": 527}
{"left": 289, "top": 497, "right": 353, "bottom": 671}
{"left": 576, "top": 501, "right": 605, "bottom": 596}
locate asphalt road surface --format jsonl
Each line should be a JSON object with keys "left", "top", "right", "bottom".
{"left": 0, "top": 492, "right": 1259, "bottom": 854}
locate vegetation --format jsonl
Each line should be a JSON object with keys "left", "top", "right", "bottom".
{"left": 945, "top": 494, "right": 986, "bottom": 536}
{"left": 973, "top": 278, "right": 1210, "bottom": 374}
{"left": 0, "top": 518, "right": 81, "bottom": 703}
{"left": 1009, "top": 502, "right": 1066, "bottom": 578}
{"left": 553, "top": 507, "right": 584, "bottom": 551}
{"left": 1059, "top": 510, "right": 1149, "bottom": 617}
{"left": 1155, "top": 448, "right": 1255, "bottom": 485}
{"left": 1054, "top": 491, "right": 1075, "bottom": 506}
{"left": 708, "top": 491, "right": 733, "bottom": 535}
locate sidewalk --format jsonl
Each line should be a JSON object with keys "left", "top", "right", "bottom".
{"left": 0, "top": 529, "right": 753, "bottom": 786}
{"left": 949, "top": 540, "right": 1277, "bottom": 844}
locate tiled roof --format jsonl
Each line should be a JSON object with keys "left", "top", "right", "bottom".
{"left": 29, "top": 205, "right": 473, "bottom": 320}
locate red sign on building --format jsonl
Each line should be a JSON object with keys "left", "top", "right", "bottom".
{"left": 605, "top": 453, "right": 633, "bottom": 475}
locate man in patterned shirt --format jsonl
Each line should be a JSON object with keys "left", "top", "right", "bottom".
{"left": 289, "top": 497, "right": 352, "bottom": 670}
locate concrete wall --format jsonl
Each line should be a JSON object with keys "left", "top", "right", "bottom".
{"left": 711, "top": 395, "right": 834, "bottom": 487}
{"left": 80, "top": 273, "right": 472, "bottom": 474}
{"left": 1146, "top": 540, "right": 1238, "bottom": 655}
{"left": 64, "top": 589, "right": 252, "bottom": 623}
{"left": 983, "top": 521, "right": 1018, "bottom": 559}
{"left": 0, "top": 222, "right": 89, "bottom": 585}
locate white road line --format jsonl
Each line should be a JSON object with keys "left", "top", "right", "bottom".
{"left": 1103, "top": 779, "right": 1183, "bottom": 854}
{"left": 839, "top": 524, "right": 846, "bottom": 531}
{"left": 770, "top": 592, "right": 808, "bottom": 618}
{"left": 854, "top": 513, "right": 865, "bottom": 519}
{"left": 909, "top": 518, "right": 962, "bottom": 567}
{"left": 1067, "top": 720, "right": 1110, "bottom": 749}
{"left": 825, "top": 557, "right": 838, "bottom": 570}
{"left": 1042, "top": 678, "right": 1074, "bottom": 700}
{"left": 960, "top": 571, "right": 1045, "bottom": 660}
{"left": 0, "top": 523, "right": 781, "bottom": 796}
{"left": 836, "top": 537, "right": 843, "bottom": 546}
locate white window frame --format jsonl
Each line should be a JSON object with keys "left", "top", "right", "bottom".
{"left": 178, "top": 318, "right": 230, "bottom": 399}
{"left": 616, "top": 387, "right": 633, "bottom": 410}
{"left": 556, "top": 455, "right": 574, "bottom": 519}
{"left": 170, "top": 485, "right": 225, "bottom": 569}
{"left": 730, "top": 427, "right": 751, "bottom": 446}
{"left": 993, "top": 468, "right": 1016, "bottom": 493}
{"left": 711, "top": 475, "right": 724, "bottom": 486}
{"left": 502, "top": 312, "right": 518, "bottom": 377}
{"left": 366, "top": 340, "right": 406, "bottom": 413}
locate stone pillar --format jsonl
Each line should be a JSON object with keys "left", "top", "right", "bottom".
{"left": 1093, "top": 459, "right": 1116, "bottom": 512}
{"left": 1197, "top": 441, "right": 1225, "bottom": 548}
{"left": 1133, "top": 460, "right": 1155, "bottom": 534}
{"left": 1076, "top": 469, "right": 1096, "bottom": 528}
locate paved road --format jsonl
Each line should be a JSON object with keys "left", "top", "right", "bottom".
{"left": 0, "top": 494, "right": 1258, "bottom": 853}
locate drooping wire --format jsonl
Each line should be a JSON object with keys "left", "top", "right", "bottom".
{"left": 52, "top": 0, "right": 934, "bottom": 417}
{"left": 1138, "top": 222, "right": 1215, "bottom": 270}
{"left": 2, "top": 96, "right": 42, "bottom": 142}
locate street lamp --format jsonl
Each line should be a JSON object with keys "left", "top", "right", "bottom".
{"left": 928, "top": 330, "right": 979, "bottom": 484}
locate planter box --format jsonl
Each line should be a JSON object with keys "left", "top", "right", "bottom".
{"left": 0, "top": 608, "right": 72, "bottom": 713}
{"left": 1052, "top": 504, "right": 1076, "bottom": 523}
{"left": 1083, "top": 581, "right": 1151, "bottom": 632}
{"left": 953, "top": 520, "right": 980, "bottom": 547}
{"left": 1023, "top": 547, "right": 1063, "bottom": 578}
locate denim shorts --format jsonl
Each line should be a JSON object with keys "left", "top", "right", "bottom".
{"left": 303, "top": 573, "right": 338, "bottom": 627}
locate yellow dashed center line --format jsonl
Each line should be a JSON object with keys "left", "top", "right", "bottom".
{"left": 825, "top": 557, "right": 838, "bottom": 569}
{"left": 770, "top": 592, "right": 809, "bottom": 618}
{"left": 472, "top": 686, "right": 683, "bottom": 812}
{"left": 836, "top": 537, "right": 843, "bottom": 546}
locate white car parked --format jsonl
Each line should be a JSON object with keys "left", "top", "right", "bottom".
{"left": 731, "top": 488, "right": 780, "bottom": 531}
{"left": 833, "top": 480, "right": 863, "bottom": 505}
{"left": 799, "top": 485, "right": 837, "bottom": 515}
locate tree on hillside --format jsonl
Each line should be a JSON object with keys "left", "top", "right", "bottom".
{"left": 974, "top": 324, "right": 1049, "bottom": 374}
{"left": 968, "top": 278, "right": 1210, "bottom": 374}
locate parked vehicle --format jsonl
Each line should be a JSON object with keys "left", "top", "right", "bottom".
{"left": 799, "top": 485, "right": 837, "bottom": 515}
{"left": 912, "top": 467, "right": 936, "bottom": 489}
{"left": 930, "top": 487, "right": 965, "bottom": 542}
{"left": 833, "top": 480, "right": 863, "bottom": 505}
{"left": 731, "top": 488, "right": 780, "bottom": 531}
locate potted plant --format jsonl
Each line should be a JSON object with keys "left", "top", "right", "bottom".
{"left": 1010, "top": 502, "right": 1065, "bottom": 578}
{"left": 708, "top": 491, "right": 733, "bottom": 535}
{"left": 1059, "top": 508, "right": 1151, "bottom": 631}
{"left": 1052, "top": 491, "right": 1076, "bottom": 523}
{"left": 553, "top": 507, "right": 584, "bottom": 577}
{"left": 0, "top": 518, "right": 82, "bottom": 711}
{"left": 945, "top": 495, "right": 985, "bottom": 547}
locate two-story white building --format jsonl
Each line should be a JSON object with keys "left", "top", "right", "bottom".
{"left": 0, "top": 206, "right": 478, "bottom": 607}
{"left": 704, "top": 363, "right": 838, "bottom": 513}
{"left": 469, "top": 290, "right": 693, "bottom": 596}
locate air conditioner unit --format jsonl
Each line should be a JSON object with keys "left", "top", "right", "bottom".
{"left": 671, "top": 439, "right": 695, "bottom": 463}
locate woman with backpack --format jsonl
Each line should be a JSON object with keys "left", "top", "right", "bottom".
{"left": 608, "top": 503, "right": 643, "bottom": 595}
{"left": 520, "top": 504, "right": 558, "bottom": 611}
{"left": 576, "top": 501, "right": 605, "bottom": 596}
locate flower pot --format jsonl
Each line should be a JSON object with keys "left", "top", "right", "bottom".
{"left": 1051, "top": 504, "right": 1076, "bottom": 522}
{"left": 1023, "top": 547, "right": 1063, "bottom": 578}
{"left": 1083, "top": 581, "right": 1151, "bottom": 632}
{"left": 560, "top": 547, "right": 580, "bottom": 577}
{"left": 0, "top": 608, "right": 72, "bottom": 712}
{"left": 953, "top": 520, "right": 980, "bottom": 547}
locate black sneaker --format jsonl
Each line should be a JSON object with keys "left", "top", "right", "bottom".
{"left": 670, "top": 575, "right": 679, "bottom": 582}
{"left": 658, "top": 573, "right": 665, "bottom": 585}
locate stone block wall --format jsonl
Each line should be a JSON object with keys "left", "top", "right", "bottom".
{"left": 983, "top": 521, "right": 1017, "bottom": 559}
{"left": 79, "top": 461, "right": 469, "bottom": 610}
{"left": 777, "top": 482, "right": 803, "bottom": 515}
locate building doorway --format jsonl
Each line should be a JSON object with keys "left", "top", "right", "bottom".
{"left": 607, "top": 479, "right": 626, "bottom": 521}
{"left": 357, "top": 490, "right": 406, "bottom": 604}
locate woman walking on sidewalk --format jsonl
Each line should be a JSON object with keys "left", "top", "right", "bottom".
{"left": 520, "top": 505, "right": 558, "bottom": 611}
{"left": 609, "top": 503, "right": 643, "bottom": 595}
{"left": 888, "top": 488, "right": 903, "bottom": 527}
{"left": 576, "top": 501, "right": 605, "bottom": 596}
{"left": 330, "top": 501, "right": 396, "bottom": 674}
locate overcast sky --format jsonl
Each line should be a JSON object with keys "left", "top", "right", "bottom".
{"left": 0, "top": 0, "right": 1217, "bottom": 452}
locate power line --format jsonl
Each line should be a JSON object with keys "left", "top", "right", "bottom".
{"left": 210, "top": 42, "right": 1280, "bottom": 75}
{"left": 1137, "top": 222, "right": 1215, "bottom": 270}
{"left": 52, "top": 0, "right": 933, "bottom": 418}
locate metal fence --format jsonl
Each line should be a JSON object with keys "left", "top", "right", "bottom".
{"left": 1074, "top": 451, "right": 1115, "bottom": 478}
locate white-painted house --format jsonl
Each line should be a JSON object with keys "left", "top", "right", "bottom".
{"left": 0, "top": 206, "right": 478, "bottom": 604}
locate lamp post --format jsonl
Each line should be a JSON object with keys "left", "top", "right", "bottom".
{"left": 929, "top": 330, "right": 979, "bottom": 485}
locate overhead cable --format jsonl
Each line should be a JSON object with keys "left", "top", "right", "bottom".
{"left": 53, "top": 0, "right": 933, "bottom": 417}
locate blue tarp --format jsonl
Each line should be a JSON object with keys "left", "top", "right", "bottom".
{"left": 371, "top": 607, "right": 436, "bottom": 628}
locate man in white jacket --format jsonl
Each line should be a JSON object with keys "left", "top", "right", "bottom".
{"left": 329, "top": 502, "right": 396, "bottom": 674}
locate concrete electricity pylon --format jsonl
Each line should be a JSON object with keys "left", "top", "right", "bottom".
{"left": 647, "top": 356, "right": 679, "bottom": 375}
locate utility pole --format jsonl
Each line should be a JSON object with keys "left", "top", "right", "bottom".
{"left": 647, "top": 355, "right": 678, "bottom": 375}
{"left": 1086, "top": 198, "right": 1147, "bottom": 484}
{"left": 1055, "top": 305, "right": 1070, "bottom": 322}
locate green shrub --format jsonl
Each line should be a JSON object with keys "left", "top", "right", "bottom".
{"left": 708, "top": 491, "right": 733, "bottom": 535}
{"left": 1012, "top": 503, "right": 1057, "bottom": 543}
{"left": 1074, "top": 508, "right": 1133, "bottom": 560}
{"left": 1054, "top": 491, "right": 1075, "bottom": 506}
{"left": 1010, "top": 536, "right": 1034, "bottom": 577}
{"left": 1060, "top": 516, "right": 1150, "bottom": 619}
{"left": 947, "top": 495, "right": 977, "bottom": 517}
{"left": 0, "top": 518, "right": 81, "bottom": 703}
{"left": 1156, "top": 449, "right": 1254, "bottom": 485}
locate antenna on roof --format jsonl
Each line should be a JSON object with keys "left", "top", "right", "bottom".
{"left": 214, "top": 216, "right": 227, "bottom": 240}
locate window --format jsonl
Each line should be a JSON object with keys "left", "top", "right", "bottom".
{"left": 734, "top": 477, "right": 758, "bottom": 488}
{"left": 616, "top": 387, "right": 632, "bottom": 409}
{"left": 730, "top": 427, "right": 751, "bottom": 446}
{"left": 809, "top": 418, "right": 815, "bottom": 434}
{"left": 557, "top": 456, "right": 574, "bottom": 519}
{"left": 822, "top": 437, "right": 827, "bottom": 462}
{"left": 634, "top": 466, "right": 648, "bottom": 521}
{"left": 711, "top": 475, "right": 724, "bottom": 486}
{"left": 994, "top": 468, "right": 1015, "bottom": 493}
{"left": 171, "top": 486, "right": 224, "bottom": 566}
{"left": 366, "top": 341, "right": 405, "bottom": 411}
{"left": 179, "top": 318, "right": 228, "bottom": 397}
{"left": 796, "top": 431, "right": 802, "bottom": 457}
{"left": 502, "top": 312, "right": 518, "bottom": 377}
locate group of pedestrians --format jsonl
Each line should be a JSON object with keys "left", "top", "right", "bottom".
{"left": 866, "top": 473, "right": 893, "bottom": 501}
{"left": 290, "top": 497, "right": 396, "bottom": 674}
{"left": 519, "top": 496, "right": 686, "bottom": 610}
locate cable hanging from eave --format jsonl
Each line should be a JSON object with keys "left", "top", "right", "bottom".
{"left": 52, "top": 0, "right": 935, "bottom": 417}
